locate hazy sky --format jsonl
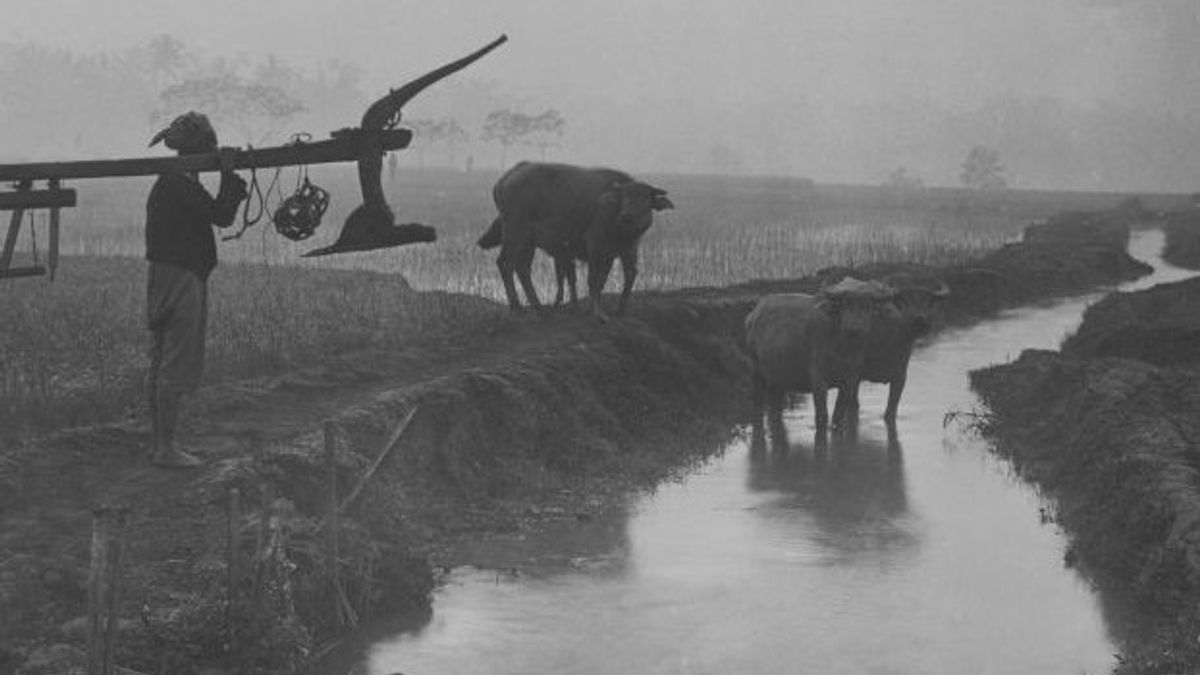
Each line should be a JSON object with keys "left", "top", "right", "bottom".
{"left": 2, "top": 0, "right": 1154, "bottom": 104}
{"left": 4, "top": 0, "right": 1200, "bottom": 189}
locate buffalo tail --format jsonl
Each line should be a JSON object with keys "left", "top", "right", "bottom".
{"left": 477, "top": 217, "right": 503, "bottom": 249}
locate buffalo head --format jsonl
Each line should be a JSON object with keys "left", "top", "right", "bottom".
{"left": 599, "top": 181, "right": 673, "bottom": 234}
{"left": 881, "top": 272, "right": 950, "bottom": 336}
{"left": 818, "top": 277, "right": 898, "bottom": 337}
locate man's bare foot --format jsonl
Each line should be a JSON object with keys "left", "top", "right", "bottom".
{"left": 148, "top": 447, "right": 203, "bottom": 469}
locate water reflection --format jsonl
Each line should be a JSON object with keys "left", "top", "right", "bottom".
{"left": 747, "top": 421, "right": 918, "bottom": 568}
{"left": 444, "top": 506, "right": 634, "bottom": 579}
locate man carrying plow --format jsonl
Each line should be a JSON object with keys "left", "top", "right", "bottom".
{"left": 144, "top": 112, "right": 248, "bottom": 468}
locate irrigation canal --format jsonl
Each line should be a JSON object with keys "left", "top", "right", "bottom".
{"left": 365, "top": 229, "right": 1193, "bottom": 675}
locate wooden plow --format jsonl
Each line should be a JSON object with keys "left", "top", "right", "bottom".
{"left": 0, "top": 34, "right": 507, "bottom": 280}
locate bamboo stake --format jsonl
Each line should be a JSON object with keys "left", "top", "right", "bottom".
{"left": 226, "top": 488, "right": 241, "bottom": 647}
{"left": 324, "top": 421, "right": 343, "bottom": 629}
{"left": 338, "top": 406, "right": 419, "bottom": 514}
{"left": 251, "top": 483, "right": 274, "bottom": 614}
{"left": 87, "top": 505, "right": 128, "bottom": 675}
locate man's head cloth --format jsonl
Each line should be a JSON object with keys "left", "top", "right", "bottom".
{"left": 149, "top": 112, "right": 218, "bottom": 154}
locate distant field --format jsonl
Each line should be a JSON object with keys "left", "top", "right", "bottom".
{"left": 0, "top": 167, "right": 1164, "bottom": 435}
{"left": 50, "top": 166, "right": 1161, "bottom": 295}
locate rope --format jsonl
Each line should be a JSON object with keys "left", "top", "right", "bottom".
{"left": 222, "top": 145, "right": 267, "bottom": 242}
{"left": 216, "top": 134, "right": 330, "bottom": 247}
{"left": 242, "top": 165, "right": 265, "bottom": 226}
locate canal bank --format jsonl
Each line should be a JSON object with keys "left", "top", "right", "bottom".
{"left": 972, "top": 234, "right": 1200, "bottom": 675}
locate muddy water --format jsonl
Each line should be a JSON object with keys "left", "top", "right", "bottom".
{"left": 368, "top": 230, "right": 1192, "bottom": 675}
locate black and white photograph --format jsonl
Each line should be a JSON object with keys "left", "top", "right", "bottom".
{"left": 3, "top": 1, "right": 1200, "bottom": 673}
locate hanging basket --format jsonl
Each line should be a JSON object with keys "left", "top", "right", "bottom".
{"left": 273, "top": 178, "right": 330, "bottom": 241}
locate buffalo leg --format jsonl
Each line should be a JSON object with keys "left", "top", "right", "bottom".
{"left": 566, "top": 259, "right": 579, "bottom": 306}
{"left": 617, "top": 248, "right": 639, "bottom": 316}
{"left": 832, "top": 387, "right": 847, "bottom": 427}
{"left": 496, "top": 246, "right": 523, "bottom": 311}
{"left": 884, "top": 374, "right": 907, "bottom": 423}
{"left": 766, "top": 387, "right": 787, "bottom": 452}
{"left": 751, "top": 370, "right": 766, "bottom": 419}
{"left": 749, "top": 421, "right": 767, "bottom": 457}
{"left": 832, "top": 383, "right": 861, "bottom": 429}
{"left": 842, "top": 378, "right": 863, "bottom": 433}
{"left": 553, "top": 257, "right": 577, "bottom": 308}
{"left": 749, "top": 372, "right": 767, "bottom": 456}
{"left": 588, "top": 256, "right": 615, "bottom": 321}
{"left": 552, "top": 258, "right": 566, "bottom": 306}
{"left": 513, "top": 246, "right": 542, "bottom": 311}
{"left": 812, "top": 383, "right": 829, "bottom": 435}
{"left": 750, "top": 370, "right": 767, "bottom": 436}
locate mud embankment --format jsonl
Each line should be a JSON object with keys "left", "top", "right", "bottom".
{"left": 1163, "top": 208, "right": 1200, "bottom": 269}
{"left": 1, "top": 215, "right": 1153, "bottom": 674}
{"left": 971, "top": 239, "right": 1200, "bottom": 673}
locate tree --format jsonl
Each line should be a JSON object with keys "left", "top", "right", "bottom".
{"left": 481, "top": 108, "right": 566, "bottom": 166}
{"left": 525, "top": 109, "right": 565, "bottom": 160}
{"left": 480, "top": 109, "right": 519, "bottom": 166}
{"left": 154, "top": 75, "right": 306, "bottom": 145}
{"left": 406, "top": 117, "right": 469, "bottom": 168}
{"left": 959, "top": 145, "right": 1008, "bottom": 190}
{"left": 141, "top": 34, "right": 192, "bottom": 91}
{"left": 885, "top": 166, "right": 924, "bottom": 190}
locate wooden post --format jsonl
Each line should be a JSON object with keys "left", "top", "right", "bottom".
{"left": 339, "top": 406, "right": 419, "bottom": 514}
{"left": 324, "top": 421, "right": 342, "bottom": 629}
{"left": 251, "top": 482, "right": 274, "bottom": 614}
{"left": 1, "top": 207, "right": 24, "bottom": 272}
{"left": 87, "top": 505, "right": 128, "bottom": 675}
{"left": 226, "top": 488, "right": 241, "bottom": 646}
{"left": 47, "top": 178, "right": 60, "bottom": 280}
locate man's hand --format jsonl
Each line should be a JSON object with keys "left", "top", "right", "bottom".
{"left": 217, "top": 146, "right": 237, "bottom": 172}
{"left": 221, "top": 170, "right": 248, "bottom": 201}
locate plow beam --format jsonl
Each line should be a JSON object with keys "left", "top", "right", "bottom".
{"left": 0, "top": 129, "right": 412, "bottom": 183}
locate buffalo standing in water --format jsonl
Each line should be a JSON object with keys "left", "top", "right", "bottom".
{"left": 477, "top": 161, "right": 673, "bottom": 320}
{"left": 832, "top": 272, "right": 950, "bottom": 426}
{"left": 744, "top": 279, "right": 897, "bottom": 436}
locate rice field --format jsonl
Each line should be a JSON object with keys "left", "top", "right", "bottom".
{"left": 0, "top": 166, "right": 1138, "bottom": 435}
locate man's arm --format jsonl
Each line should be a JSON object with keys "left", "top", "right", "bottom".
{"left": 211, "top": 170, "right": 248, "bottom": 229}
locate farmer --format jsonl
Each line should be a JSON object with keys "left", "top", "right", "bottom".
{"left": 144, "top": 111, "right": 247, "bottom": 468}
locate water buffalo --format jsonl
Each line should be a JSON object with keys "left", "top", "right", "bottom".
{"left": 477, "top": 161, "right": 673, "bottom": 320}
{"left": 832, "top": 272, "right": 950, "bottom": 425}
{"left": 744, "top": 279, "right": 897, "bottom": 436}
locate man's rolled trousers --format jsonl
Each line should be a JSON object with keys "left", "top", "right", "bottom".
{"left": 145, "top": 111, "right": 247, "bottom": 468}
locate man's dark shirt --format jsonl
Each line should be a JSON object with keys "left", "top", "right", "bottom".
{"left": 145, "top": 171, "right": 243, "bottom": 281}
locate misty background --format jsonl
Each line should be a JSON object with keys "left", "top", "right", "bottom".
{"left": 2, "top": 0, "right": 1199, "bottom": 193}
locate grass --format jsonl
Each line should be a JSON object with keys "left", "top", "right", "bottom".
{"left": 0, "top": 256, "right": 504, "bottom": 435}
{"left": 0, "top": 166, "right": 1143, "bottom": 436}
